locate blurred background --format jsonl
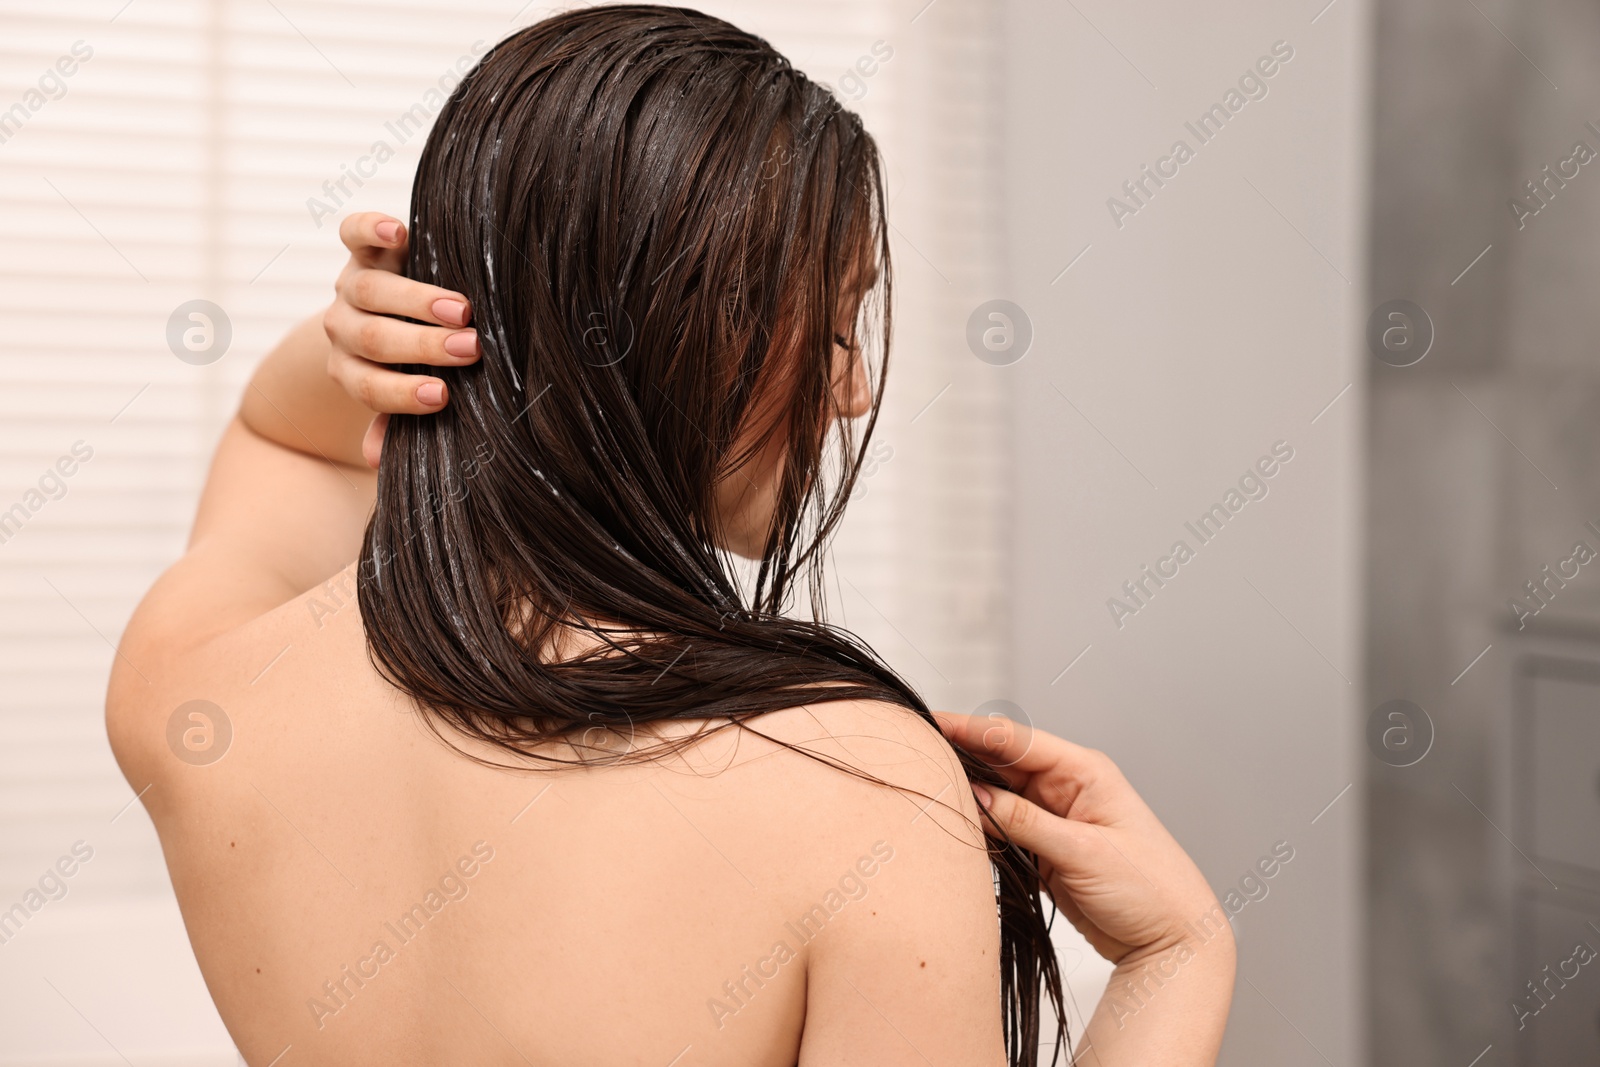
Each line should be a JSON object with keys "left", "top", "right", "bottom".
{"left": 0, "top": 0, "right": 1593, "bottom": 1063}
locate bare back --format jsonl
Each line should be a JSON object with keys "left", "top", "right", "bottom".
{"left": 109, "top": 554, "right": 1003, "bottom": 1066}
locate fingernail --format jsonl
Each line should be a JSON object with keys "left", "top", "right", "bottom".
{"left": 443, "top": 330, "right": 478, "bottom": 359}
{"left": 432, "top": 298, "right": 470, "bottom": 326}
{"left": 375, "top": 220, "right": 401, "bottom": 244}
{"left": 972, "top": 783, "right": 993, "bottom": 809}
{"left": 416, "top": 381, "right": 445, "bottom": 406}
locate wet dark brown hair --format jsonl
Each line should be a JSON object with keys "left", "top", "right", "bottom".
{"left": 356, "top": 5, "right": 1064, "bottom": 1061}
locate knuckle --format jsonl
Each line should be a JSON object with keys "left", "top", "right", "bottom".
{"left": 326, "top": 353, "right": 352, "bottom": 388}
{"left": 352, "top": 373, "right": 377, "bottom": 409}
{"left": 339, "top": 213, "right": 363, "bottom": 246}
{"left": 356, "top": 316, "right": 385, "bottom": 355}
{"left": 1088, "top": 749, "right": 1126, "bottom": 783}
{"left": 1004, "top": 794, "right": 1035, "bottom": 835}
{"left": 349, "top": 270, "right": 376, "bottom": 308}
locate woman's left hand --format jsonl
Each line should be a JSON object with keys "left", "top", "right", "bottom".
{"left": 934, "top": 712, "right": 1230, "bottom": 967}
{"left": 322, "top": 211, "right": 481, "bottom": 465}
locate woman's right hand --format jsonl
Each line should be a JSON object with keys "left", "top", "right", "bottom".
{"left": 323, "top": 211, "right": 481, "bottom": 466}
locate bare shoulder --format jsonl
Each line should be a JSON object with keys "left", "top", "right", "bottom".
{"left": 769, "top": 698, "right": 980, "bottom": 831}
{"left": 638, "top": 698, "right": 996, "bottom": 958}
{"left": 105, "top": 416, "right": 374, "bottom": 796}
{"left": 104, "top": 561, "right": 368, "bottom": 802}
{"left": 656, "top": 697, "right": 983, "bottom": 849}
{"left": 666, "top": 700, "right": 1005, "bottom": 1063}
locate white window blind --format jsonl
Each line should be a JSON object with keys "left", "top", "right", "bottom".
{"left": 0, "top": 0, "right": 1007, "bottom": 1059}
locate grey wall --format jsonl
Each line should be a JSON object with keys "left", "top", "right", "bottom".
{"left": 1367, "top": 0, "right": 1600, "bottom": 1064}
{"left": 1000, "top": 0, "right": 1368, "bottom": 1062}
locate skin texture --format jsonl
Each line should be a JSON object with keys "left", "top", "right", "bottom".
{"left": 105, "top": 215, "right": 1007, "bottom": 1066}
{"left": 107, "top": 212, "right": 1232, "bottom": 1066}
{"left": 322, "top": 214, "right": 1237, "bottom": 1061}
{"left": 324, "top": 214, "right": 1235, "bottom": 1062}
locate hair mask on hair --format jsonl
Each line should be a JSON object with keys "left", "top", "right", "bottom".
{"left": 355, "top": 7, "right": 1065, "bottom": 1062}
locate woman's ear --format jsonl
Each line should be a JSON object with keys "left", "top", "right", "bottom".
{"left": 832, "top": 341, "right": 871, "bottom": 419}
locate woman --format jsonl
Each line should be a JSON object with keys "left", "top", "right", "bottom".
{"left": 107, "top": 6, "right": 1232, "bottom": 1065}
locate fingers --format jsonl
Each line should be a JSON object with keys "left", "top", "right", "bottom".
{"left": 339, "top": 211, "right": 409, "bottom": 273}
{"left": 941, "top": 711, "right": 1136, "bottom": 822}
{"left": 933, "top": 712, "right": 1032, "bottom": 791}
{"left": 344, "top": 266, "right": 473, "bottom": 328}
{"left": 325, "top": 300, "right": 479, "bottom": 368}
{"left": 938, "top": 711, "right": 1097, "bottom": 777}
{"left": 972, "top": 782, "right": 1092, "bottom": 860}
{"left": 327, "top": 210, "right": 470, "bottom": 419}
{"left": 329, "top": 353, "right": 449, "bottom": 417}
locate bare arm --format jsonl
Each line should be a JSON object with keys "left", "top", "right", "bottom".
{"left": 238, "top": 313, "right": 376, "bottom": 470}
{"left": 242, "top": 211, "right": 481, "bottom": 469}
{"left": 109, "top": 212, "right": 479, "bottom": 711}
